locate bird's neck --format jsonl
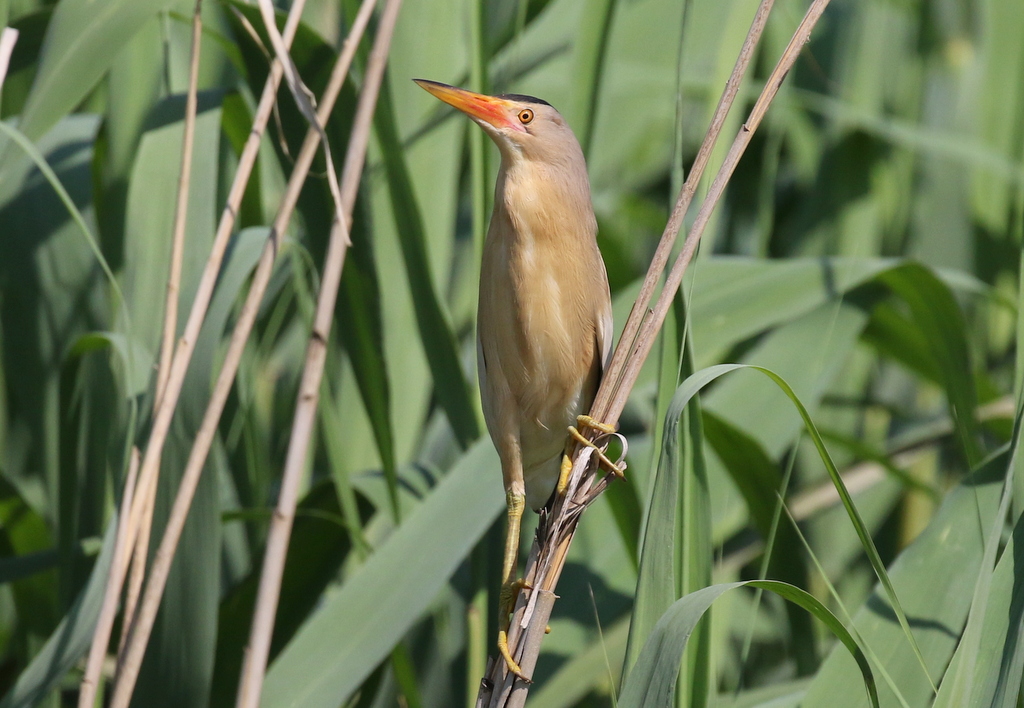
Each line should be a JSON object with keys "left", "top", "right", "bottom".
{"left": 493, "top": 159, "right": 596, "bottom": 244}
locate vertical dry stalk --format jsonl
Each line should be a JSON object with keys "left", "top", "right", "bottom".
{"left": 77, "top": 447, "right": 139, "bottom": 708}
{"left": 118, "top": 489, "right": 151, "bottom": 656}
{"left": 0, "top": 27, "right": 18, "bottom": 91}
{"left": 155, "top": 0, "right": 203, "bottom": 407}
{"left": 118, "top": 0, "right": 205, "bottom": 658}
{"left": 607, "top": 0, "right": 832, "bottom": 422}
{"left": 79, "top": 2, "right": 311, "bottom": 705}
{"left": 589, "top": 0, "right": 775, "bottom": 424}
{"left": 234, "top": 0, "right": 402, "bottom": 703}
{"left": 478, "top": 0, "right": 833, "bottom": 704}
{"left": 107, "top": 1, "right": 381, "bottom": 706}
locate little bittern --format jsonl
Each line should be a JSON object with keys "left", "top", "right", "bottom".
{"left": 415, "top": 79, "right": 617, "bottom": 680}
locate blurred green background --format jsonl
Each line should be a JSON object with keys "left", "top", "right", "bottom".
{"left": 1, "top": 0, "right": 1023, "bottom": 706}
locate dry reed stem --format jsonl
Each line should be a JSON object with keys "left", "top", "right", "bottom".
{"left": 155, "top": 0, "right": 203, "bottom": 407}
{"left": 107, "top": 1, "right": 382, "bottom": 706}
{"left": 255, "top": 0, "right": 347, "bottom": 236}
{"left": 77, "top": 447, "right": 139, "bottom": 708}
{"left": 0, "top": 27, "right": 17, "bottom": 91}
{"left": 118, "top": 490, "right": 151, "bottom": 657}
{"left": 589, "top": 0, "right": 776, "bottom": 426}
{"left": 234, "top": 2, "right": 401, "bottom": 703}
{"left": 79, "top": 2, "right": 310, "bottom": 704}
{"left": 118, "top": 0, "right": 205, "bottom": 659}
{"left": 478, "top": 0, "right": 834, "bottom": 704}
{"left": 609, "top": 0, "right": 832, "bottom": 422}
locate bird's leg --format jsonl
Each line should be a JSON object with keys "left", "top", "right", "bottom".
{"left": 498, "top": 488, "right": 531, "bottom": 681}
{"left": 567, "top": 415, "right": 625, "bottom": 480}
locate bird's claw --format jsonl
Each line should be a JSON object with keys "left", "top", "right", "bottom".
{"left": 498, "top": 579, "right": 533, "bottom": 682}
{"left": 498, "top": 629, "right": 531, "bottom": 682}
{"left": 577, "top": 414, "right": 616, "bottom": 434}
{"left": 568, "top": 416, "right": 625, "bottom": 479}
{"left": 557, "top": 453, "right": 573, "bottom": 496}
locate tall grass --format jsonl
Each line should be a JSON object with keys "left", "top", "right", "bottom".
{"left": 0, "top": 0, "right": 1023, "bottom": 706}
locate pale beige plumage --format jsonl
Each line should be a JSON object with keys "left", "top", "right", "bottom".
{"left": 479, "top": 130, "right": 612, "bottom": 510}
{"left": 415, "top": 79, "right": 614, "bottom": 680}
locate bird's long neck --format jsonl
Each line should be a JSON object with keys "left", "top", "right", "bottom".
{"left": 492, "top": 158, "right": 596, "bottom": 246}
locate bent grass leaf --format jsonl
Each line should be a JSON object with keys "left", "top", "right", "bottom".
{"left": 802, "top": 450, "right": 1009, "bottom": 707}
{"left": 0, "top": 119, "right": 129, "bottom": 332}
{"left": 876, "top": 264, "right": 981, "bottom": 465}
{"left": 702, "top": 412, "right": 817, "bottom": 673}
{"left": 618, "top": 580, "right": 878, "bottom": 708}
{"left": 640, "top": 363, "right": 934, "bottom": 692}
{"left": 66, "top": 332, "right": 152, "bottom": 399}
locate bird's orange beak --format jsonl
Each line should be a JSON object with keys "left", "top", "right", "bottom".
{"left": 414, "top": 79, "right": 523, "bottom": 132}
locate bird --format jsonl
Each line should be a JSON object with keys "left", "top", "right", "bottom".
{"left": 414, "top": 79, "right": 621, "bottom": 680}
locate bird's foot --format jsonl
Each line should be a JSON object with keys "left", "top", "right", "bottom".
{"left": 577, "top": 414, "right": 616, "bottom": 434}
{"left": 497, "top": 629, "right": 531, "bottom": 682}
{"left": 556, "top": 453, "right": 572, "bottom": 496}
{"left": 568, "top": 415, "right": 625, "bottom": 480}
{"left": 498, "top": 579, "right": 533, "bottom": 682}
{"left": 499, "top": 577, "right": 531, "bottom": 616}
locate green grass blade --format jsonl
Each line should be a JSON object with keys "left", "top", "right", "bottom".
{"left": 624, "top": 297, "right": 713, "bottom": 707}
{"left": 567, "top": 0, "right": 617, "bottom": 156}
{"left": 390, "top": 643, "right": 424, "bottom": 708}
{"left": 948, "top": 509, "right": 1024, "bottom": 707}
{"left": 0, "top": 518, "right": 115, "bottom": 708}
{"left": 337, "top": 207, "right": 400, "bottom": 520}
{"left": 687, "top": 257, "right": 892, "bottom": 367}
{"left": 932, "top": 394, "right": 1024, "bottom": 707}
{"left": 261, "top": 440, "right": 502, "bottom": 708}
{"left": 373, "top": 71, "right": 480, "bottom": 449}
{"left": 1015, "top": 231, "right": 1024, "bottom": 520}
{"left": 6, "top": 0, "right": 177, "bottom": 145}
{"left": 0, "top": 120, "right": 130, "bottom": 334}
{"left": 317, "top": 374, "right": 373, "bottom": 557}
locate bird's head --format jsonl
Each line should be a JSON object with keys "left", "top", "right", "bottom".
{"left": 414, "top": 79, "right": 582, "bottom": 167}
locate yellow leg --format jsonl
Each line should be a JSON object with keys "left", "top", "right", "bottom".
{"left": 568, "top": 415, "right": 625, "bottom": 479}
{"left": 498, "top": 490, "right": 530, "bottom": 681}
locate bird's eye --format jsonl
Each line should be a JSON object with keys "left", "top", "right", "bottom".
{"left": 518, "top": 109, "right": 534, "bottom": 124}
